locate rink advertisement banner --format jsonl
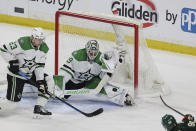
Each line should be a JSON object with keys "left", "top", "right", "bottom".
{"left": 27, "top": 0, "right": 196, "bottom": 47}
{"left": 110, "top": 0, "right": 158, "bottom": 28}
{"left": 0, "top": 0, "right": 196, "bottom": 48}
{"left": 29, "top": 0, "right": 75, "bottom": 10}
{"left": 28, "top": 0, "right": 88, "bottom": 20}
{"left": 181, "top": 8, "right": 196, "bottom": 34}
{"left": 109, "top": 0, "right": 196, "bottom": 47}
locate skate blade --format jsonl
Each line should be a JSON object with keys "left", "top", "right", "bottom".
{"left": 33, "top": 114, "right": 52, "bottom": 119}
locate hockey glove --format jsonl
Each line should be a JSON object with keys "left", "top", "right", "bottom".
{"left": 182, "top": 114, "right": 194, "bottom": 123}
{"left": 36, "top": 80, "right": 48, "bottom": 94}
{"left": 9, "top": 59, "right": 19, "bottom": 74}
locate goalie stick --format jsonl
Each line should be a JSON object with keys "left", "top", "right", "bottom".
{"left": 18, "top": 72, "right": 104, "bottom": 117}
{"left": 160, "top": 95, "right": 185, "bottom": 117}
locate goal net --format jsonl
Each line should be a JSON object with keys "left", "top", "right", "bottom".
{"left": 55, "top": 10, "right": 170, "bottom": 98}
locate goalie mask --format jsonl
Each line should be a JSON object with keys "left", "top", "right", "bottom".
{"left": 85, "top": 40, "right": 99, "bottom": 61}
{"left": 162, "top": 114, "right": 177, "bottom": 131}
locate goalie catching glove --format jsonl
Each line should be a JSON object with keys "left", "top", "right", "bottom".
{"left": 36, "top": 80, "right": 48, "bottom": 94}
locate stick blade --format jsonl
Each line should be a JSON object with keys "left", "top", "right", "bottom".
{"left": 84, "top": 108, "right": 103, "bottom": 117}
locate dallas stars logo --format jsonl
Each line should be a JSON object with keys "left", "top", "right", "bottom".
{"left": 78, "top": 69, "right": 95, "bottom": 81}
{"left": 21, "top": 57, "right": 37, "bottom": 70}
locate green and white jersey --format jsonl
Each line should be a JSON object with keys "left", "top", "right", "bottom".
{"left": 0, "top": 36, "right": 49, "bottom": 81}
{"left": 60, "top": 48, "right": 103, "bottom": 84}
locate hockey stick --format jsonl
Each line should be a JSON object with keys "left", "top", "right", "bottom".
{"left": 160, "top": 95, "right": 185, "bottom": 117}
{"left": 18, "top": 72, "right": 103, "bottom": 117}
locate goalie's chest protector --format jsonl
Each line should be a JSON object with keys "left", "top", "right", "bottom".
{"left": 71, "top": 49, "right": 102, "bottom": 81}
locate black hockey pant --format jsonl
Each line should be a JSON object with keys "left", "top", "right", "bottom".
{"left": 6, "top": 73, "right": 48, "bottom": 102}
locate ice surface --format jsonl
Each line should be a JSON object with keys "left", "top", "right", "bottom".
{"left": 0, "top": 23, "right": 196, "bottom": 131}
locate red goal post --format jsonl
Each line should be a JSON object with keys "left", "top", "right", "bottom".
{"left": 55, "top": 10, "right": 140, "bottom": 89}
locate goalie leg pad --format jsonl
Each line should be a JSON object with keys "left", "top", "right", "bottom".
{"left": 53, "top": 75, "right": 65, "bottom": 98}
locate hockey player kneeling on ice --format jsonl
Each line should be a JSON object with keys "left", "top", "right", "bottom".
{"left": 162, "top": 114, "right": 196, "bottom": 131}
{"left": 53, "top": 40, "right": 134, "bottom": 106}
{"left": 0, "top": 27, "right": 52, "bottom": 116}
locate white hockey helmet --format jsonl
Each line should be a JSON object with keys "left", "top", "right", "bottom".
{"left": 31, "top": 27, "right": 45, "bottom": 40}
{"left": 85, "top": 40, "right": 99, "bottom": 61}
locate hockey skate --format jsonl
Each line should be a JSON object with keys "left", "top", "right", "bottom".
{"left": 33, "top": 105, "right": 52, "bottom": 119}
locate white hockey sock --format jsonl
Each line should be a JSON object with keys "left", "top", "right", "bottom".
{"left": 35, "top": 95, "right": 48, "bottom": 107}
